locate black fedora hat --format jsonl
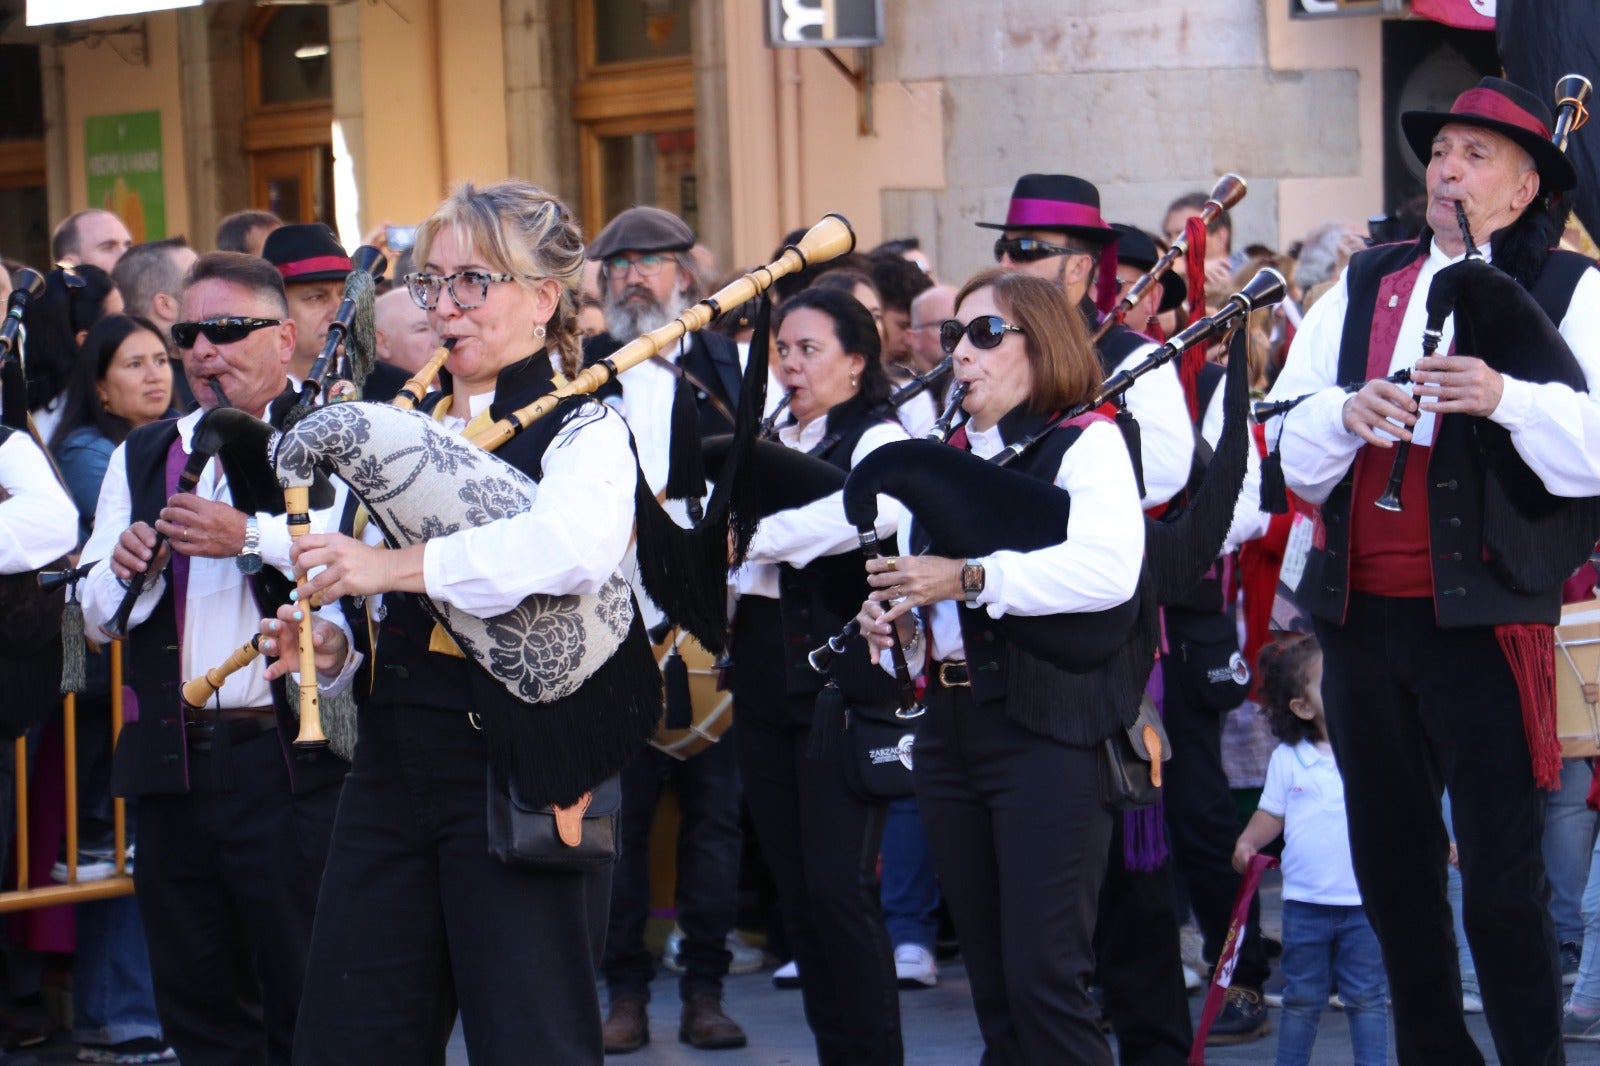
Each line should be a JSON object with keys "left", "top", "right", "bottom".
{"left": 261, "top": 224, "right": 352, "bottom": 284}
{"left": 1400, "top": 76, "right": 1576, "bottom": 193}
{"left": 976, "top": 174, "right": 1118, "bottom": 242}
{"left": 1111, "top": 224, "right": 1185, "bottom": 314}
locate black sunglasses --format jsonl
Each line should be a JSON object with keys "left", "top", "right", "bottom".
{"left": 992, "top": 236, "right": 1089, "bottom": 264}
{"left": 940, "top": 316, "right": 1026, "bottom": 354}
{"left": 170, "top": 317, "right": 282, "bottom": 350}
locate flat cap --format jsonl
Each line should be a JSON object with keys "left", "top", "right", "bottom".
{"left": 587, "top": 205, "right": 695, "bottom": 261}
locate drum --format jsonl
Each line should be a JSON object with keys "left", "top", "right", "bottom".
{"left": 1556, "top": 602, "right": 1600, "bottom": 758}
{"left": 649, "top": 627, "right": 734, "bottom": 760}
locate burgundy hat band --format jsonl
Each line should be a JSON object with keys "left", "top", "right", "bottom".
{"left": 278, "top": 255, "right": 352, "bottom": 280}
{"left": 1451, "top": 88, "right": 1552, "bottom": 141}
{"left": 1004, "top": 197, "right": 1109, "bottom": 231}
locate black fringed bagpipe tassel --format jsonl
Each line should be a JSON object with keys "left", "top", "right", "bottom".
{"left": 663, "top": 357, "right": 709, "bottom": 522}
{"left": 59, "top": 584, "right": 86, "bottom": 696}
{"left": 663, "top": 644, "right": 693, "bottom": 730}
{"left": 1259, "top": 443, "right": 1289, "bottom": 515}
{"left": 807, "top": 680, "right": 846, "bottom": 760}
{"left": 1114, "top": 400, "right": 1146, "bottom": 501}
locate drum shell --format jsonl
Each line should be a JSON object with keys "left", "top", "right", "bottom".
{"left": 650, "top": 628, "right": 733, "bottom": 760}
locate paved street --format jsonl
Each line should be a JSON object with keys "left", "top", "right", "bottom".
{"left": 429, "top": 870, "right": 1600, "bottom": 1065}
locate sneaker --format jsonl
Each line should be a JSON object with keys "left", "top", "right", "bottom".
{"left": 1183, "top": 964, "right": 1203, "bottom": 992}
{"left": 1206, "top": 986, "right": 1270, "bottom": 1045}
{"left": 893, "top": 944, "right": 937, "bottom": 989}
{"left": 51, "top": 845, "right": 133, "bottom": 884}
{"left": 1263, "top": 990, "right": 1284, "bottom": 1008}
{"left": 772, "top": 959, "right": 800, "bottom": 989}
{"left": 1564, "top": 1007, "right": 1600, "bottom": 1042}
{"left": 76, "top": 1037, "right": 177, "bottom": 1063}
{"left": 1562, "top": 941, "right": 1583, "bottom": 987}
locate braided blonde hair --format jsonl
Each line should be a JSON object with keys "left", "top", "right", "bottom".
{"left": 412, "top": 180, "right": 586, "bottom": 377}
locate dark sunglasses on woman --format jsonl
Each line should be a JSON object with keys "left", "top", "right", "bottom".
{"left": 940, "top": 316, "right": 1026, "bottom": 354}
{"left": 170, "top": 317, "right": 282, "bottom": 350}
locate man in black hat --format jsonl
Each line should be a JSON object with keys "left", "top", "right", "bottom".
{"left": 1266, "top": 76, "right": 1600, "bottom": 1063}
{"left": 980, "top": 175, "right": 1193, "bottom": 509}
{"left": 584, "top": 205, "right": 748, "bottom": 1054}
{"left": 262, "top": 224, "right": 405, "bottom": 402}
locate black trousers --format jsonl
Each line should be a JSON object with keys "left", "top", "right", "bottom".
{"left": 1317, "top": 594, "right": 1563, "bottom": 1066}
{"left": 604, "top": 735, "right": 742, "bottom": 1001}
{"left": 136, "top": 728, "right": 339, "bottom": 1066}
{"left": 1158, "top": 638, "right": 1269, "bottom": 988}
{"left": 293, "top": 704, "right": 612, "bottom": 1066}
{"left": 915, "top": 683, "right": 1114, "bottom": 1066}
{"left": 731, "top": 599, "right": 901, "bottom": 1066}
{"left": 1095, "top": 821, "right": 1193, "bottom": 1066}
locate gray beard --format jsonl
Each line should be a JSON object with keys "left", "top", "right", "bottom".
{"left": 604, "top": 286, "right": 691, "bottom": 342}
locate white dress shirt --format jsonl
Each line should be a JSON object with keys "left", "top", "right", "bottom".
{"left": 421, "top": 396, "right": 637, "bottom": 617}
{"left": 1113, "top": 341, "right": 1195, "bottom": 508}
{"left": 1199, "top": 382, "right": 1271, "bottom": 554}
{"left": 1266, "top": 241, "right": 1600, "bottom": 504}
{"left": 0, "top": 431, "right": 77, "bottom": 572}
{"left": 742, "top": 416, "right": 907, "bottom": 568}
{"left": 80, "top": 408, "right": 349, "bottom": 709}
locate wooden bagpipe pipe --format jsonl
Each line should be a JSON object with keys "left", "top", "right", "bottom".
{"left": 821, "top": 267, "right": 1285, "bottom": 679}
{"left": 1093, "top": 173, "right": 1247, "bottom": 342}
{"left": 267, "top": 215, "right": 859, "bottom": 722}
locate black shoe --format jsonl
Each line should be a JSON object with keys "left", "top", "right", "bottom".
{"left": 1206, "top": 985, "right": 1270, "bottom": 1045}
{"left": 1563, "top": 941, "right": 1583, "bottom": 987}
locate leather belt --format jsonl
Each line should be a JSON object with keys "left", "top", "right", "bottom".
{"left": 934, "top": 660, "right": 970, "bottom": 688}
{"left": 185, "top": 706, "right": 277, "bottom": 750}
{"left": 187, "top": 705, "right": 276, "bottom": 723}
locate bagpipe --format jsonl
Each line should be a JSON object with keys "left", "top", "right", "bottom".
{"left": 267, "top": 215, "right": 858, "bottom": 733}
{"left": 832, "top": 268, "right": 1285, "bottom": 685}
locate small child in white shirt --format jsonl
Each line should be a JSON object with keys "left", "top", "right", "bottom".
{"left": 1233, "top": 635, "right": 1388, "bottom": 1066}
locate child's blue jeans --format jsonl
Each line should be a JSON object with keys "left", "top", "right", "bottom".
{"left": 1275, "top": 899, "right": 1388, "bottom": 1066}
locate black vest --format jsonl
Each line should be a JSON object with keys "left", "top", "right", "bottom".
{"left": 926, "top": 407, "right": 1152, "bottom": 747}
{"left": 112, "top": 416, "right": 346, "bottom": 797}
{"left": 1298, "top": 241, "right": 1594, "bottom": 628}
{"left": 369, "top": 353, "right": 661, "bottom": 808}
{"left": 775, "top": 398, "right": 901, "bottom": 710}
{"left": 582, "top": 330, "right": 742, "bottom": 438}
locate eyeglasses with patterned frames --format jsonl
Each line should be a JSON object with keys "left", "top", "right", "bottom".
{"left": 405, "top": 271, "right": 529, "bottom": 311}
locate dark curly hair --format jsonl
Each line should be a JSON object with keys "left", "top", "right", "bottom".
{"left": 1255, "top": 635, "right": 1323, "bottom": 745}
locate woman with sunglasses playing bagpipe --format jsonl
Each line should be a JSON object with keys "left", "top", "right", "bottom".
{"left": 857, "top": 268, "right": 1147, "bottom": 1066}
{"left": 257, "top": 180, "right": 660, "bottom": 1066}
{"left": 729, "top": 284, "right": 909, "bottom": 1065}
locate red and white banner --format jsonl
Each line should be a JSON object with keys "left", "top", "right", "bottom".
{"left": 1188, "top": 852, "right": 1279, "bottom": 1065}
{"left": 1412, "top": 0, "right": 1496, "bottom": 30}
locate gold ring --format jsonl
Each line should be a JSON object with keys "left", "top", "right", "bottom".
{"left": 886, "top": 557, "right": 898, "bottom": 572}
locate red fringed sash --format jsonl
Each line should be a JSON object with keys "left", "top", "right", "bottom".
{"left": 1494, "top": 623, "right": 1563, "bottom": 791}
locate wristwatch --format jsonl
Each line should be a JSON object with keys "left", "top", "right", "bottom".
{"left": 960, "top": 559, "right": 986, "bottom": 607}
{"left": 236, "top": 516, "right": 263, "bottom": 575}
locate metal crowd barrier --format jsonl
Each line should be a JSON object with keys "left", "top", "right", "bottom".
{"left": 0, "top": 641, "right": 132, "bottom": 912}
